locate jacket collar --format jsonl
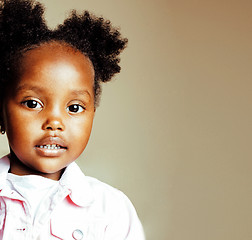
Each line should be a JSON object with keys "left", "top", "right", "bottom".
{"left": 0, "top": 155, "right": 94, "bottom": 207}
{"left": 59, "top": 161, "right": 94, "bottom": 207}
{"left": 0, "top": 155, "right": 10, "bottom": 190}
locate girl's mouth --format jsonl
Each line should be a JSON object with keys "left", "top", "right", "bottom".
{"left": 35, "top": 137, "right": 68, "bottom": 157}
{"left": 35, "top": 144, "right": 67, "bottom": 157}
{"left": 35, "top": 136, "right": 68, "bottom": 158}
{"left": 35, "top": 144, "right": 67, "bottom": 150}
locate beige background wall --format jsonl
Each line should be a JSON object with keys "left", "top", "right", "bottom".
{"left": 0, "top": 0, "right": 251, "bottom": 239}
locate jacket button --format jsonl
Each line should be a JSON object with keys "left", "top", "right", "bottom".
{"left": 72, "top": 229, "right": 83, "bottom": 240}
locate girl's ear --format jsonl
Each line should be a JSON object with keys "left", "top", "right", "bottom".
{"left": 0, "top": 102, "right": 6, "bottom": 135}
{"left": 0, "top": 124, "right": 5, "bottom": 135}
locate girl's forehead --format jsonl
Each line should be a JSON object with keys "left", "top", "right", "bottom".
{"left": 19, "top": 41, "right": 95, "bottom": 81}
{"left": 10, "top": 42, "right": 95, "bottom": 97}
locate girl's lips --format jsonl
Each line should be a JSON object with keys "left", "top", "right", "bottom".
{"left": 35, "top": 146, "right": 67, "bottom": 157}
{"left": 36, "top": 136, "right": 67, "bottom": 148}
{"left": 35, "top": 136, "right": 67, "bottom": 157}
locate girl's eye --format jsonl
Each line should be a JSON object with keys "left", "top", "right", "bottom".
{"left": 67, "top": 104, "right": 85, "bottom": 113}
{"left": 22, "top": 100, "right": 42, "bottom": 109}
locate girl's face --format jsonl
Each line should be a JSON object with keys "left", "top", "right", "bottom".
{"left": 2, "top": 42, "right": 95, "bottom": 180}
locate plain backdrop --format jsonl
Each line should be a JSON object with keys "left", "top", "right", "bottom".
{"left": 0, "top": 0, "right": 251, "bottom": 240}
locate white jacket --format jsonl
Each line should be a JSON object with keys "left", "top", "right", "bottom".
{"left": 0, "top": 155, "right": 145, "bottom": 240}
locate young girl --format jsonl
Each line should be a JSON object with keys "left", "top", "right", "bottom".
{"left": 0, "top": 0, "right": 145, "bottom": 239}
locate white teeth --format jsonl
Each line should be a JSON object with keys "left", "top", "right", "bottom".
{"left": 38, "top": 144, "right": 61, "bottom": 149}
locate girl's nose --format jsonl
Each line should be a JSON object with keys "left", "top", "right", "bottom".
{"left": 42, "top": 118, "right": 65, "bottom": 131}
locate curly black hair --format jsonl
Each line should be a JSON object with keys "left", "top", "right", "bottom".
{"left": 0, "top": 0, "right": 128, "bottom": 106}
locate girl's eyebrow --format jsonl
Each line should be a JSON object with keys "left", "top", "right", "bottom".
{"left": 16, "top": 84, "right": 44, "bottom": 93}
{"left": 16, "top": 84, "right": 92, "bottom": 99}
{"left": 70, "top": 90, "right": 92, "bottom": 99}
